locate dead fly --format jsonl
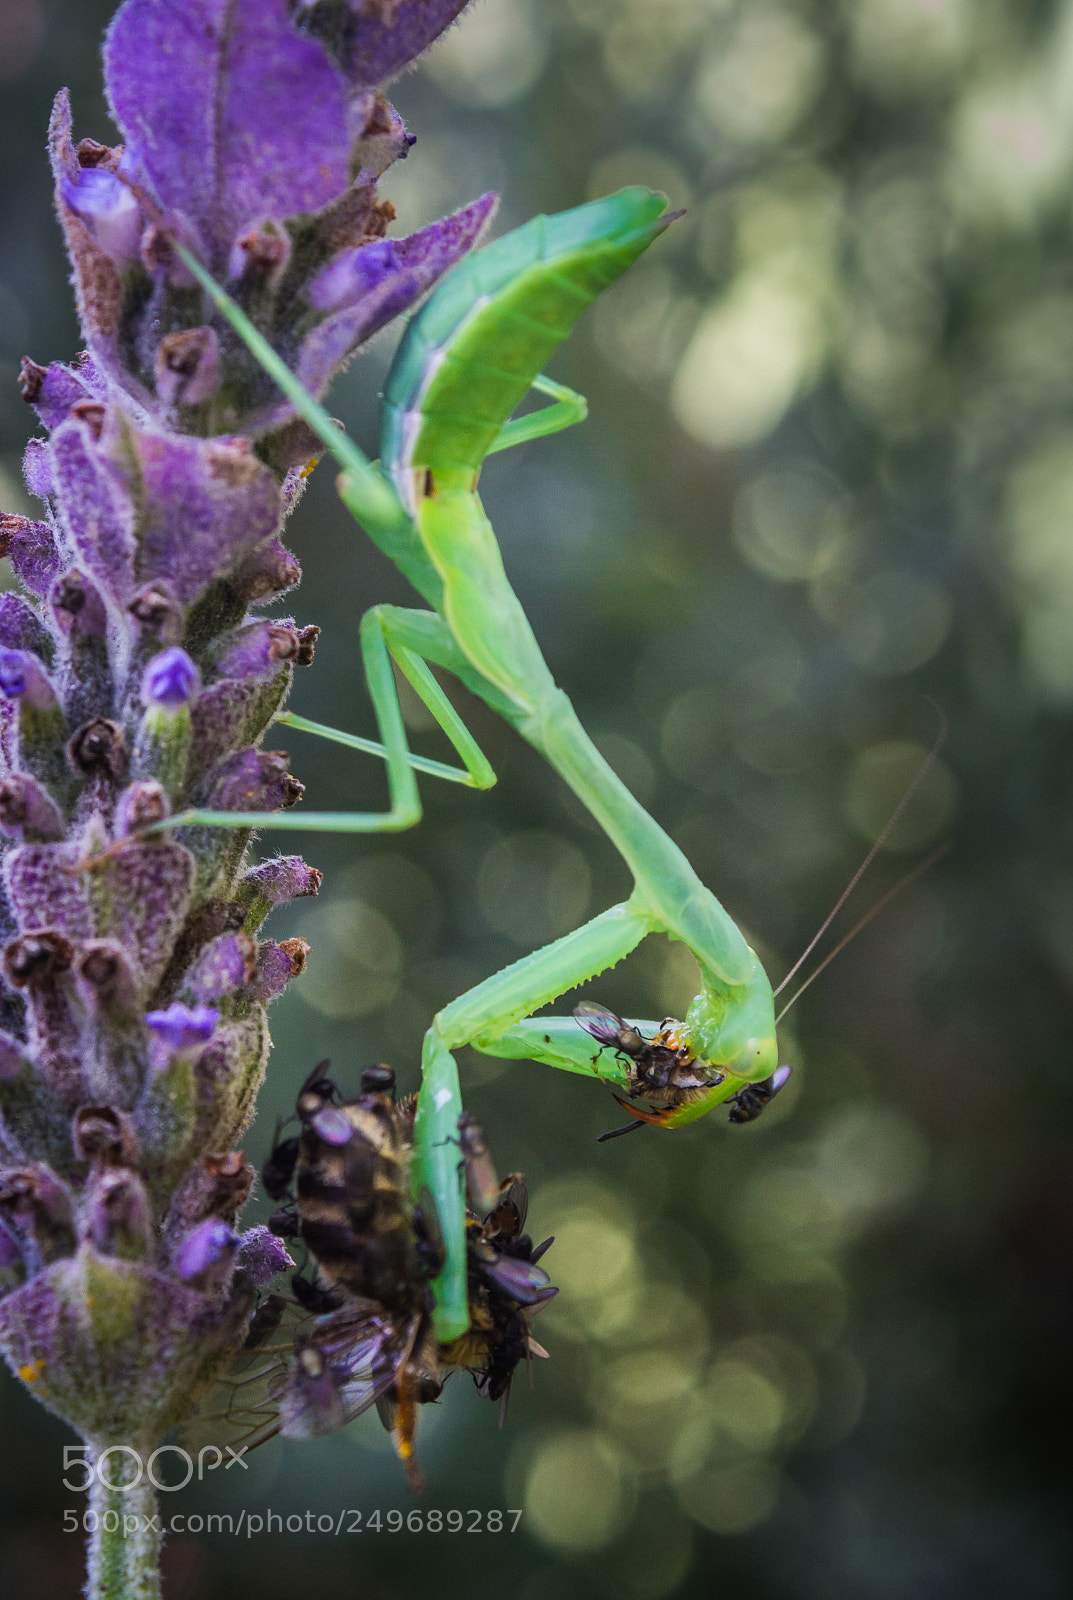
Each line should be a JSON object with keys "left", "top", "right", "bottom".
{"left": 441, "top": 1115, "right": 557, "bottom": 1415}
{"left": 725, "top": 1064, "right": 793, "bottom": 1124}
{"left": 223, "top": 1062, "right": 556, "bottom": 1488}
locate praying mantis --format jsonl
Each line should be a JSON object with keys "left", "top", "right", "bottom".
{"left": 168, "top": 188, "right": 784, "bottom": 1338}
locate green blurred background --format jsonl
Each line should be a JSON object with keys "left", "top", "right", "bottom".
{"left": 3, "top": 0, "right": 1073, "bottom": 1595}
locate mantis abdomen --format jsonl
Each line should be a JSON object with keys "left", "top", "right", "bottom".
{"left": 382, "top": 187, "right": 674, "bottom": 509}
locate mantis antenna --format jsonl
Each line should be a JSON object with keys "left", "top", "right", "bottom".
{"left": 773, "top": 704, "right": 949, "bottom": 1002}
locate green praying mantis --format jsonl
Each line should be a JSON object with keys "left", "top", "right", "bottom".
{"left": 168, "top": 188, "right": 784, "bottom": 1338}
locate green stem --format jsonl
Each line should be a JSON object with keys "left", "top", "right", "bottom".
{"left": 85, "top": 1455, "right": 161, "bottom": 1600}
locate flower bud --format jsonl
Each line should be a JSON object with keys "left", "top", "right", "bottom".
{"left": 60, "top": 166, "right": 143, "bottom": 266}
{"left": 174, "top": 1217, "right": 237, "bottom": 1291}
{"left": 145, "top": 1003, "right": 219, "bottom": 1058}
{"left": 73, "top": 942, "right": 139, "bottom": 1021}
{"left": 72, "top": 1106, "right": 139, "bottom": 1168}
{"left": 0, "top": 1165, "right": 76, "bottom": 1271}
{"left": 114, "top": 779, "right": 170, "bottom": 839}
{"left": 234, "top": 1226, "right": 293, "bottom": 1289}
{"left": 184, "top": 932, "right": 258, "bottom": 1005}
{"left": 143, "top": 647, "right": 199, "bottom": 709}
{"left": 236, "top": 856, "right": 323, "bottom": 931}
{"left": 0, "top": 651, "right": 57, "bottom": 711}
{"left": 136, "top": 649, "right": 199, "bottom": 798}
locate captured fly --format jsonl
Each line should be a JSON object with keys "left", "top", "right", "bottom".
{"left": 574, "top": 1002, "right": 723, "bottom": 1139}
{"left": 574, "top": 1003, "right": 791, "bottom": 1139}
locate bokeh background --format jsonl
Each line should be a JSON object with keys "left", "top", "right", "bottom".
{"left": 3, "top": 0, "right": 1073, "bottom": 1595}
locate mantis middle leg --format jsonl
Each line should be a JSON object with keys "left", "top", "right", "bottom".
{"left": 158, "top": 606, "right": 498, "bottom": 837}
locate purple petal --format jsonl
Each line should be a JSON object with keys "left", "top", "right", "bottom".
{"left": 104, "top": 0, "right": 351, "bottom": 261}
{"left": 234, "top": 537, "right": 302, "bottom": 602}
{"left": 133, "top": 432, "right": 282, "bottom": 604}
{"left": 0, "top": 517, "right": 62, "bottom": 600}
{"left": 205, "top": 748, "right": 300, "bottom": 814}
{"left": 19, "top": 355, "right": 107, "bottom": 432}
{"left": 0, "top": 594, "right": 54, "bottom": 662}
{"left": 60, "top": 168, "right": 143, "bottom": 267}
{"left": 188, "top": 680, "right": 289, "bottom": 781}
{"left": 50, "top": 569, "right": 109, "bottom": 642}
{"left": 23, "top": 439, "right": 54, "bottom": 502}
{"left": 143, "top": 647, "right": 200, "bottom": 708}
{"left": 213, "top": 621, "right": 299, "bottom": 680}
{"left": 49, "top": 414, "right": 138, "bottom": 604}
{"left": 97, "top": 843, "right": 196, "bottom": 993}
{"left": 294, "top": 192, "right": 496, "bottom": 400}
{"left": 4, "top": 844, "right": 94, "bottom": 942}
{"left": 0, "top": 652, "right": 26, "bottom": 700}
{"left": 145, "top": 1002, "right": 219, "bottom": 1054}
{"left": 0, "top": 774, "right": 65, "bottom": 843}
{"left": 302, "top": 0, "right": 475, "bottom": 91}
{"left": 48, "top": 94, "right": 126, "bottom": 381}
{"left": 308, "top": 238, "right": 403, "bottom": 313}
{"left": 0, "top": 653, "right": 57, "bottom": 714}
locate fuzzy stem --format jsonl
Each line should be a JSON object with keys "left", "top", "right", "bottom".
{"left": 85, "top": 1454, "right": 161, "bottom": 1600}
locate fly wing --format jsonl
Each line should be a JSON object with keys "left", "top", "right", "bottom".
{"left": 487, "top": 1175, "right": 528, "bottom": 1238}
{"left": 475, "top": 1248, "right": 557, "bottom": 1308}
{"left": 459, "top": 1114, "right": 502, "bottom": 1217}
{"left": 276, "top": 1305, "right": 414, "bottom": 1440}
{"left": 573, "top": 1001, "right": 629, "bottom": 1049}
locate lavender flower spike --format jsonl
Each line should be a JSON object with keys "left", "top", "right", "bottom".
{"left": 45, "top": 0, "right": 492, "bottom": 456}
{"left": 0, "top": 1, "right": 494, "bottom": 1593}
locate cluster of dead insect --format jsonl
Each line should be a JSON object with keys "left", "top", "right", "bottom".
{"left": 240, "top": 1063, "right": 555, "bottom": 1489}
